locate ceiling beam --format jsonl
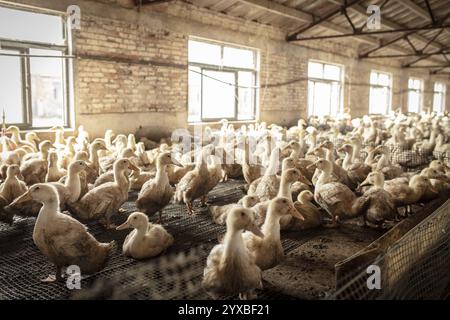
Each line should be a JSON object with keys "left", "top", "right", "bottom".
{"left": 327, "top": 0, "right": 444, "bottom": 51}
{"left": 233, "top": 0, "right": 444, "bottom": 60}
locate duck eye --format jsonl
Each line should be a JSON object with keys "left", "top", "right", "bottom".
{"left": 133, "top": 217, "right": 137, "bottom": 220}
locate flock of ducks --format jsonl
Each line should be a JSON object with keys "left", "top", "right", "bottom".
{"left": 0, "top": 111, "right": 449, "bottom": 299}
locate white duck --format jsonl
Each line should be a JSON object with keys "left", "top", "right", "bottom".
{"left": 116, "top": 212, "right": 173, "bottom": 259}
{"left": 202, "top": 207, "right": 263, "bottom": 300}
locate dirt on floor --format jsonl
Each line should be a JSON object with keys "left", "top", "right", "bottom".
{"left": 263, "top": 221, "right": 383, "bottom": 299}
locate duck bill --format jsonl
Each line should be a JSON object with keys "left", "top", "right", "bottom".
{"left": 289, "top": 203, "right": 305, "bottom": 221}
{"left": 116, "top": 220, "right": 131, "bottom": 230}
{"left": 359, "top": 178, "right": 371, "bottom": 188}
{"left": 171, "top": 159, "right": 183, "bottom": 167}
{"left": 246, "top": 223, "right": 264, "bottom": 238}
{"left": 298, "top": 174, "right": 312, "bottom": 186}
{"left": 10, "top": 191, "right": 32, "bottom": 206}
{"left": 306, "top": 163, "right": 316, "bottom": 170}
{"left": 128, "top": 163, "right": 140, "bottom": 172}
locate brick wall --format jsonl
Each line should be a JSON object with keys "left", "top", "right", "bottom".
{"left": 12, "top": 0, "right": 450, "bottom": 139}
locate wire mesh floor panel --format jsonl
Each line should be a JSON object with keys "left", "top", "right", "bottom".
{"left": 0, "top": 179, "right": 322, "bottom": 300}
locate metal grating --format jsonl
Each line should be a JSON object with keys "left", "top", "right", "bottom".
{"left": 0, "top": 179, "right": 315, "bottom": 300}
{"left": 331, "top": 199, "right": 450, "bottom": 300}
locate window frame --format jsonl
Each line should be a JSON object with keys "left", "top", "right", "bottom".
{"left": 368, "top": 70, "right": 392, "bottom": 115}
{"left": 0, "top": 4, "right": 72, "bottom": 130}
{"left": 307, "top": 59, "right": 344, "bottom": 117}
{"left": 432, "top": 82, "right": 446, "bottom": 113}
{"left": 407, "top": 77, "right": 423, "bottom": 113}
{"left": 187, "top": 37, "right": 259, "bottom": 123}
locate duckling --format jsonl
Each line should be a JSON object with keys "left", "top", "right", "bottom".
{"left": 202, "top": 207, "right": 263, "bottom": 300}
{"left": 244, "top": 196, "right": 304, "bottom": 270}
{"left": 0, "top": 165, "right": 27, "bottom": 203}
{"left": 68, "top": 158, "right": 139, "bottom": 228}
{"left": 174, "top": 146, "right": 213, "bottom": 215}
{"left": 45, "top": 151, "right": 67, "bottom": 182}
{"left": 208, "top": 195, "right": 260, "bottom": 225}
{"left": 356, "top": 171, "right": 397, "bottom": 227}
{"left": 116, "top": 212, "right": 173, "bottom": 259}
{"left": 9, "top": 184, "right": 114, "bottom": 282}
{"left": 136, "top": 152, "right": 180, "bottom": 222}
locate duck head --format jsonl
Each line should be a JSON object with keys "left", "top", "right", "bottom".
{"left": 116, "top": 212, "right": 148, "bottom": 230}
{"left": 241, "top": 195, "right": 259, "bottom": 208}
{"left": 410, "top": 175, "right": 437, "bottom": 193}
{"left": 114, "top": 158, "right": 139, "bottom": 173}
{"left": 68, "top": 160, "right": 91, "bottom": 175}
{"left": 360, "top": 171, "right": 385, "bottom": 188}
{"left": 307, "top": 159, "right": 332, "bottom": 174}
{"left": 39, "top": 140, "right": 53, "bottom": 153}
{"left": 269, "top": 197, "right": 305, "bottom": 221}
{"left": 11, "top": 183, "right": 57, "bottom": 205}
{"left": 297, "top": 190, "right": 314, "bottom": 203}
{"left": 158, "top": 152, "right": 182, "bottom": 167}
{"left": 227, "top": 207, "right": 263, "bottom": 237}
{"left": 337, "top": 144, "right": 353, "bottom": 155}
{"left": 6, "top": 165, "right": 23, "bottom": 180}
{"left": 25, "top": 132, "right": 40, "bottom": 143}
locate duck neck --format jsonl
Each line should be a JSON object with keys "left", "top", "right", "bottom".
{"left": 365, "top": 150, "right": 374, "bottom": 166}
{"left": 89, "top": 146, "right": 100, "bottom": 168}
{"left": 222, "top": 227, "right": 244, "bottom": 257}
{"left": 351, "top": 144, "right": 360, "bottom": 163}
{"left": 155, "top": 161, "right": 169, "bottom": 184}
{"left": 41, "top": 149, "right": 49, "bottom": 161}
{"left": 114, "top": 167, "right": 128, "bottom": 188}
{"left": 262, "top": 211, "right": 281, "bottom": 242}
{"left": 317, "top": 168, "right": 333, "bottom": 187}
{"left": 342, "top": 151, "right": 353, "bottom": 170}
{"left": 11, "top": 132, "right": 20, "bottom": 143}
{"left": 376, "top": 153, "right": 389, "bottom": 171}
{"left": 325, "top": 148, "right": 335, "bottom": 162}
{"left": 37, "top": 197, "right": 59, "bottom": 224}
{"left": 66, "top": 168, "right": 81, "bottom": 201}
{"left": 278, "top": 175, "right": 293, "bottom": 200}
{"left": 265, "top": 149, "right": 279, "bottom": 176}
{"left": 134, "top": 223, "right": 149, "bottom": 240}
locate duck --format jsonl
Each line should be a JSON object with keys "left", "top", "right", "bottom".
{"left": 174, "top": 146, "right": 213, "bottom": 215}
{"left": 356, "top": 171, "right": 397, "bottom": 227}
{"left": 167, "top": 162, "right": 195, "bottom": 186}
{"left": 86, "top": 140, "right": 107, "bottom": 183}
{"left": 9, "top": 183, "right": 114, "bottom": 282}
{"left": 202, "top": 207, "right": 263, "bottom": 300}
{"left": 68, "top": 158, "right": 139, "bottom": 228}
{"left": 6, "top": 126, "right": 40, "bottom": 152}
{"left": 309, "top": 159, "right": 363, "bottom": 227}
{"left": 116, "top": 212, "right": 173, "bottom": 259}
{"left": 338, "top": 144, "right": 371, "bottom": 185}
{"left": 201, "top": 155, "right": 225, "bottom": 205}
{"left": 248, "top": 147, "right": 281, "bottom": 202}
{"left": 50, "top": 126, "right": 66, "bottom": 149}
{"left": 45, "top": 151, "right": 67, "bottom": 182}
{"left": 284, "top": 190, "right": 322, "bottom": 230}
{"left": 244, "top": 196, "right": 304, "bottom": 270}
{"left": 208, "top": 195, "right": 260, "bottom": 225}
{"left": 383, "top": 175, "right": 435, "bottom": 215}
{"left": 241, "top": 137, "right": 264, "bottom": 186}
{"left": 48, "top": 160, "right": 91, "bottom": 208}
{"left": 58, "top": 136, "right": 76, "bottom": 169}
{"left": 136, "top": 152, "right": 180, "bottom": 222}
{"left": 20, "top": 140, "right": 53, "bottom": 185}
{"left": 373, "top": 146, "right": 403, "bottom": 180}
{"left": 0, "top": 165, "right": 27, "bottom": 203}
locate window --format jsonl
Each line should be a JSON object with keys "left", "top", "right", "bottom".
{"left": 407, "top": 78, "right": 423, "bottom": 113}
{"left": 0, "top": 4, "right": 72, "bottom": 128}
{"left": 188, "top": 38, "right": 258, "bottom": 122}
{"left": 307, "top": 61, "right": 343, "bottom": 117}
{"left": 369, "top": 71, "right": 392, "bottom": 114}
{"left": 433, "top": 82, "right": 446, "bottom": 113}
